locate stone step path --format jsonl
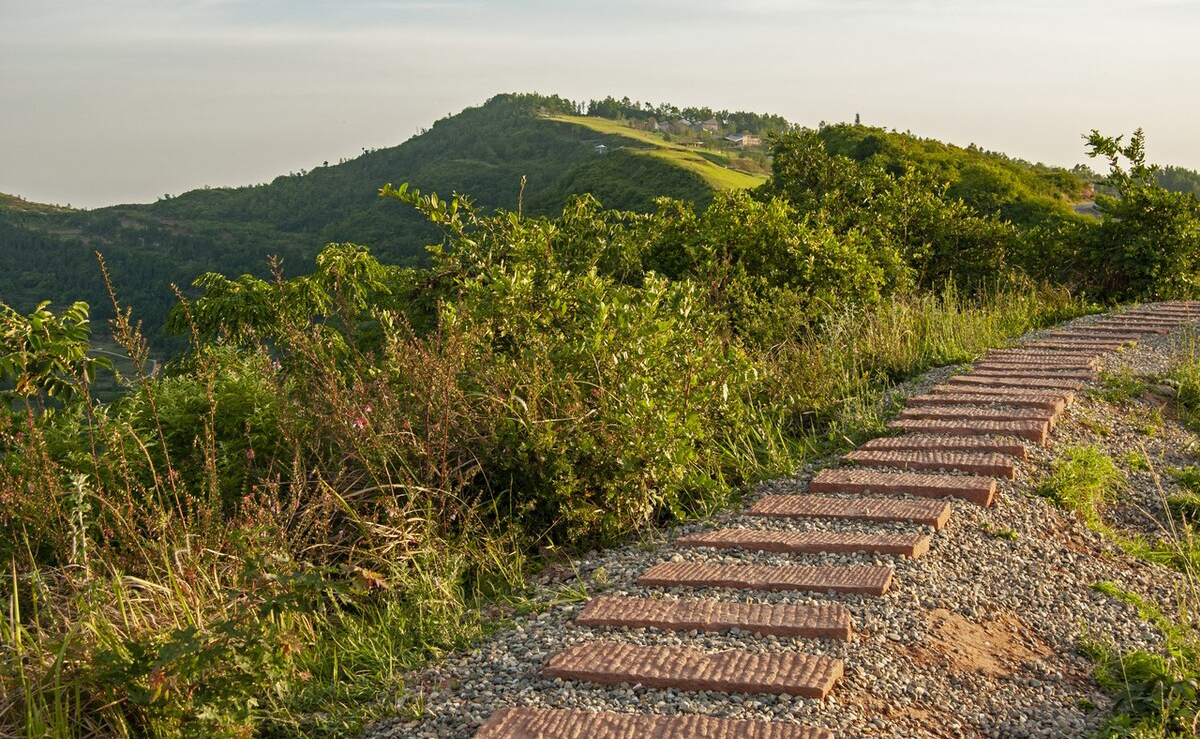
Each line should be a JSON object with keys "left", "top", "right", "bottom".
{"left": 946, "top": 375, "right": 1084, "bottom": 391}
{"left": 575, "top": 595, "right": 854, "bottom": 639}
{"left": 475, "top": 708, "right": 835, "bottom": 739}
{"left": 888, "top": 416, "right": 1050, "bottom": 442}
{"left": 637, "top": 561, "right": 895, "bottom": 595}
{"left": 906, "top": 391, "right": 1066, "bottom": 412}
{"left": 676, "top": 527, "right": 932, "bottom": 558}
{"left": 750, "top": 493, "right": 953, "bottom": 528}
{"left": 475, "top": 303, "right": 1200, "bottom": 738}
{"left": 928, "top": 385, "right": 1075, "bottom": 408}
{"left": 544, "top": 642, "right": 844, "bottom": 698}
{"left": 858, "top": 433, "right": 1027, "bottom": 459}
{"left": 810, "top": 467, "right": 996, "bottom": 504}
{"left": 896, "top": 405, "right": 1058, "bottom": 428}
{"left": 843, "top": 448, "right": 1016, "bottom": 479}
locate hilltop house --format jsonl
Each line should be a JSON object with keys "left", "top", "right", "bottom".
{"left": 724, "top": 133, "right": 762, "bottom": 148}
{"left": 701, "top": 118, "right": 721, "bottom": 133}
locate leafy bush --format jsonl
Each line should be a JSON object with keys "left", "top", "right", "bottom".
{"left": 1082, "top": 129, "right": 1200, "bottom": 300}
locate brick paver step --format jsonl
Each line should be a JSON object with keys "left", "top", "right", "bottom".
{"left": 809, "top": 468, "right": 996, "bottom": 505}
{"left": 1024, "top": 341, "right": 1126, "bottom": 351}
{"left": 544, "top": 641, "right": 844, "bottom": 698}
{"left": 843, "top": 449, "right": 1015, "bottom": 480}
{"left": 888, "top": 416, "right": 1050, "bottom": 443}
{"left": 1089, "top": 322, "right": 1171, "bottom": 334}
{"left": 1103, "top": 315, "right": 1188, "bottom": 324}
{"left": 975, "top": 355, "right": 1098, "bottom": 366}
{"left": 907, "top": 392, "right": 1065, "bottom": 413}
{"left": 860, "top": 433, "right": 1027, "bottom": 459}
{"left": 677, "top": 527, "right": 932, "bottom": 558}
{"left": 1042, "top": 330, "right": 1145, "bottom": 341}
{"left": 638, "top": 561, "right": 894, "bottom": 595}
{"left": 930, "top": 384, "right": 1074, "bottom": 407}
{"left": 750, "top": 494, "right": 952, "bottom": 529}
{"left": 967, "top": 369, "right": 1097, "bottom": 381}
{"left": 474, "top": 707, "right": 835, "bottom": 739}
{"left": 989, "top": 347, "right": 1106, "bottom": 358}
{"left": 575, "top": 595, "right": 854, "bottom": 639}
{"left": 978, "top": 352, "right": 1099, "bottom": 364}
{"left": 947, "top": 375, "right": 1084, "bottom": 391}
{"left": 971, "top": 363, "right": 1096, "bottom": 375}
{"left": 1125, "top": 308, "right": 1200, "bottom": 316}
{"left": 897, "top": 405, "right": 1057, "bottom": 429}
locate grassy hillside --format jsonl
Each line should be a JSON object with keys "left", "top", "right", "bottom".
{"left": 543, "top": 114, "right": 769, "bottom": 190}
{"left": 0, "top": 94, "right": 716, "bottom": 346}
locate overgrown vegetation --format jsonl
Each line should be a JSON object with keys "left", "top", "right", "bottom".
{"left": 5, "top": 108, "right": 1200, "bottom": 737}
{"left": 1072, "top": 338, "right": 1200, "bottom": 737}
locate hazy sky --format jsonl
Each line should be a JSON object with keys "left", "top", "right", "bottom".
{"left": 2, "top": 0, "right": 1198, "bottom": 209}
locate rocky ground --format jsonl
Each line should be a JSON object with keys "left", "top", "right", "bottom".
{"left": 367, "top": 309, "right": 1198, "bottom": 739}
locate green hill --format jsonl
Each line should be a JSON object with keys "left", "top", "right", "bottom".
{"left": 1, "top": 94, "right": 1095, "bottom": 351}
{"left": 0, "top": 93, "right": 724, "bottom": 346}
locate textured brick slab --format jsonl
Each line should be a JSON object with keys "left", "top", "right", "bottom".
{"left": 947, "top": 375, "right": 1084, "bottom": 391}
{"left": 907, "top": 392, "right": 1065, "bottom": 413}
{"left": 975, "top": 356, "right": 1097, "bottom": 367}
{"left": 968, "top": 369, "right": 1096, "bottom": 381}
{"left": 930, "top": 384, "right": 1074, "bottom": 407}
{"left": 1089, "top": 322, "right": 1170, "bottom": 334}
{"left": 1043, "top": 330, "right": 1144, "bottom": 341}
{"left": 898, "top": 405, "right": 1057, "bottom": 429}
{"left": 575, "top": 595, "right": 854, "bottom": 639}
{"left": 972, "top": 363, "right": 1096, "bottom": 374}
{"left": 1024, "top": 341, "right": 1126, "bottom": 351}
{"left": 638, "top": 561, "right": 894, "bottom": 595}
{"left": 677, "top": 527, "right": 932, "bottom": 558}
{"left": 989, "top": 348, "right": 1106, "bottom": 358}
{"left": 844, "top": 449, "right": 1015, "bottom": 480}
{"left": 475, "top": 708, "right": 836, "bottom": 739}
{"left": 809, "top": 468, "right": 996, "bottom": 505}
{"left": 544, "top": 642, "right": 844, "bottom": 698}
{"left": 750, "top": 494, "right": 952, "bottom": 529}
{"left": 888, "top": 416, "right": 1049, "bottom": 443}
{"left": 860, "top": 433, "right": 1027, "bottom": 459}
{"left": 977, "top": 353, "right": 1099, "bottom": 365}
{"left": 1101, "top": 317, "right": 1187, "bottom": 326}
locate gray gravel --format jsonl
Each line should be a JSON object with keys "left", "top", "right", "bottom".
{"left": 367, "top": 305, "right": 1195, "bottom": 739}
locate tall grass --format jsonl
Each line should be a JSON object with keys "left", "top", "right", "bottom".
{"left": 0, "top": 276, "right": 1093, "bottom": 738}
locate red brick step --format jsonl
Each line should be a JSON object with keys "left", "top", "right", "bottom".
{"left": 544, "top": 641, "right": 844, "bottom": 698}
{"left": 809, "top": 468, "right": 996, "bottom": 505}
{"left": 475, "top": 708, "right": 835, "bottom": 739}
{"left": 638, "top": 561, "right": 894, "bottom": 595}
{"left": 677, "top": 527, "right": 932, "bottom": 558}
{"left": 967, "top": 369, "right": 1096, "bottom": 381}
{"left": 1089, "top": 323, "right": 1171, "bottom": 334}
{"left": 929, "top": 384, "right": 1074, "bottom": 407}
{"left": 749, "top": 494, "right": 952, "bottom": 529}
{"left": 947, "top": 375, "right": 1084, "bottom": 392}
{"left": 907, "top": 391, "right": 1065, "bottom": 412}
{"left": 897, "top": 405, "right": 1057, "bottom": 429}
{"left": 1024, "top": 340, "right": 1127, "bottom": 351}
{"left": 888, "top": 416, "right": 1049, "bottom": 443}
{"left": 843, "top": 449, "right": 1015, "bottom": 479}
{"left": 575, "top": 595, "right": 854, "bottom": 639}
{"left": 1042, "top": 330, "right": 1144, "bottom": 341}
{"left": 860, "top": 433, "right": 1027, "bottom": 459}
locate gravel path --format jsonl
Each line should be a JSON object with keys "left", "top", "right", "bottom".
{"left": 367, "top": 305, "right": 1196, "bottom": 739}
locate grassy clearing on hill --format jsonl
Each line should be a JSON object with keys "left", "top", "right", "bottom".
{"left": 543, "top": 114, "right": 768, "bottom": 190}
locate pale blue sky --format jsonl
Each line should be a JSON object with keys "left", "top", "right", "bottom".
{"left": 2, "top": 0, "right": 1197, "bottom": 208}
